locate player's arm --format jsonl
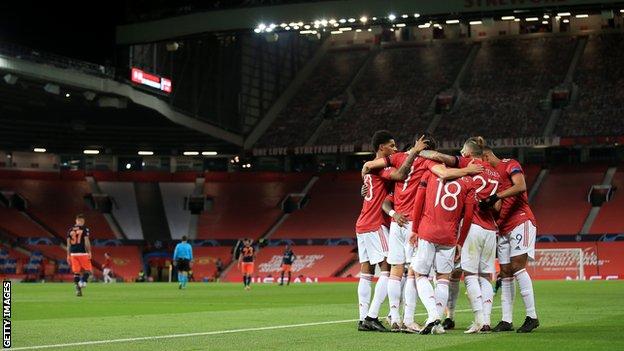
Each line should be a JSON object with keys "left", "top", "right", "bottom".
{"left": 382, "top": 196, "right": 408, "bottom": 227}
{"left": 408, "top": 182, "right": 427, "bottom": 246}
{"left": 66, "top": 237, "right": 71, "bottom": 261}
{"left": 497, "top": 172, "right": 527, "bottom": 199}
{"left": 482, "top": 169, "right": 527, "bottom": 209}
{"left": 457, "top": 194, "right": 476, "bottom": 247}
{"left": 389, "top": 135, "right": 429, "bottom": 180}
{"left": 84, "top": 236, "right": 92, "bottom": 259}
{"left": 418, "top": 150, "right": 459, "bottom": 167}
{"left": 430, "top": 161, "right": 482, "bottom": 181}
{"left": 362, "top": 135, "right": 428, "bottom": 180}
{"left": 361, "top": 157, "right": 388, "bottom": 178}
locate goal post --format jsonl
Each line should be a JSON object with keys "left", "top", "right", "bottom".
{"left": 527, "top": 248, "right": 585, "bottom": 280}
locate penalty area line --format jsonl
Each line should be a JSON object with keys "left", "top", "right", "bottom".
{"left": 12, "top": 307, "right": 500, "bottom": 350}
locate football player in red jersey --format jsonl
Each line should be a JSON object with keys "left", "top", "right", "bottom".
{"left": 455, "top": 137, "right": 503, "bottom": 333}
{"left": 66, "top": 214, "right": 92, "bottom": 297}
{"left": 357, "top": 130, "right": 421, "bottom": 332}
{"left": 480, "top": 143, "right": 539, "bottom": 333}
{"left": 409, "top": 168, "right": 477, "bottom": 334}
{"left": 362, "top": 135, "right": 482, "bottom": 333}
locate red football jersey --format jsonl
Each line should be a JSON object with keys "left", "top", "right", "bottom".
{"left": 103, "top": 257, "right": 112, "bottom": 269}
{"left": 386, "top": 152, "right": 438, "bottom": 220}
{"left": 416, "top": 171, "right": 476, "bottom": 246}
{"left": 494, "top": 159, "right": 537, "bottom": 235}
{"left": 356, "top": 167, "right": 395, "bottom": 233}
{"left": 457, "top": 157, "right": 501, "bottom": 231}
{"left": 382, "top": 193, "right": 394, "bottom": 228}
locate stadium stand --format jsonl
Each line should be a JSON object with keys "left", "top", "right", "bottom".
{"left": 590, "top": 170, "right": 624, "bottom": 234}
{"left": 91, "top": 246, "right": 142, "bottom": 281}
{"left": 316, "top": 42, "right": 471, "bottom": 146}
{"left": 0, "top": 208, "right": 51, "bottom": 238}
{"left": 257, "top": 48, "right": 370, "bottom": 147}
{"left": 197, "top": 172, "right": 311, "bottom": 239}
{"left": 557, "top": 33, "right": 624, "bottom": 137}
{"left": 159, "top": 182, "right": 196, "bottom": 239}
{"left": 524, "top": 164, "right": 542, "bottom": 191}
{"left": 189, "top": 247, "right": 232, "bottom": 281}
{"left": 223, "top": 245, "right": 355, "bottom": 282}
{"left": 436, "top": 36, "right": 576, "bottom": 140}
{"left": 273, "top": 172, "right": 362, "bottom": 239}
{"left": 0, "top": 178, "right": 114, "bottom": 239}
{"left": 532, "top": 164, "right": 606, "bottom": 235}
{"left": 97, "top": 182, "right": 144, "bottom": 240}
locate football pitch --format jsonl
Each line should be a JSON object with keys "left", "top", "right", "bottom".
{"left": 11, "top": 280, "right": 624, "bottom": 350}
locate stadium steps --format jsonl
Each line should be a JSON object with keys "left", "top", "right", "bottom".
{"left": 186, "top": 176, "right": 205, "bottom": 239}
{"left": 86, "top": 176, "right": 125, "bottom": 239}
{"left": 580, "top": 166, "right": 618, "bottom": 235}
{"left": 159, "top": 182, "right": 195, "bottom": 240}
{"left": 305, "top": 46, "right": 379, "bottom": 146}
{"left": 244, "top": 37, "right": 332, "bottom": 149}
{"left": 528, "top": 168, "right": 549, "bottom": 204}
{"left": 98, "top": 182, "right": 144, "bottom": 240}
{"left": 428, "top": 42, "right": 480, "bottom": 134}
{"left": 543, "top": 36, "right": 587, "bottom": 137}
{"left": 134, "top": 183, "right": 171, "bottom": 241}
{"left": 334, "top": 256, "right": 359, "bottom": 278}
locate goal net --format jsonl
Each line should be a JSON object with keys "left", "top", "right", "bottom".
{"left": 526, "top": 248, "right": 585, "bottom": 280}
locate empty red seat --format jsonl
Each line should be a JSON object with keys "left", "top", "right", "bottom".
{"left": 532, "top": 165, "right": 605, "bottom": 235}
{"left": 273, "top": 172, "right": 362, "bottom": 239}
{"left": 0, "top": 178, "right": 114, "bottom": 239}
{"left": 197, "top": 172, "right": 310, "bottom": 239}
{"left": 590, "top": 171, "right": 624, "bottom": 234}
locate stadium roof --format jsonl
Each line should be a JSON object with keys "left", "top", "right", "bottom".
{"left": 116, "top": 0, "right": 623, "bottom": 44}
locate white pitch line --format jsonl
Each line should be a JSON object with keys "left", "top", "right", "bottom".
{"left": 12, "top": 307, "right": 500, "bottom": 350}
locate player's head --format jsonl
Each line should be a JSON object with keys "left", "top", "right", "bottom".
{"left": 75, "top": 214, "right": 85, "bottom": 226}
{"left": 182, "top": 235, "right": 188, "bottom": 242}
{"left": 421, "top": 132, "right": 437, "bottom": 151}
{"left": 461, "top": 136, "right": 486, "bottom": 158}
{"left": 481, "top": 143, "right": 499, "bottom": 166}
{"left": 371, "top": 130, "right": 397, "bottom": 157}
{"left": 285, "top": 244, "right": 291, "bottom": 250}
{"left": 105, "top": 252, "right": 110, "bottom": 258}
{"left": 244, "top": 238, "right": 252, "bottom": 246}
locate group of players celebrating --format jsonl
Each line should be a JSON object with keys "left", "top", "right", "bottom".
{"left": 356, "top": 130, "right": 539, "bottom": 335}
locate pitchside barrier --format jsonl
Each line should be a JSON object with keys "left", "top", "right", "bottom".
{"left": 222, "top": 242, "right": 624, "bottom": 283}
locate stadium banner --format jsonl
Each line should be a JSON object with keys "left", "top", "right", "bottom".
{"left": 530, "top": 242, "right": 624, "bottom": 280}
{"left": 252, "top": 136, "right": 560, "bottom": 156}
{"left": 440, "top": 136, "right": 561, "bottom": 150}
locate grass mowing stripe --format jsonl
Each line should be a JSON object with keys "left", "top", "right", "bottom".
{"left": 12, "top": 307, "right": 499, "bottom": 350}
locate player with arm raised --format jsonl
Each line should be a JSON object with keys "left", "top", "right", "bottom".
{"left": 481, "top": 144, "right": 539, "bottom": 333}
{"left": 455, "top": 137, "right": 502, "bottom": 333}
{"left": 356, "top": 130, "right": 398, "bottom": 332}
{"left": 409, "top": 168, "right": 476, "bottom": 334}
{"left": 363, "top": 135, "right": 482, "bottom": 332}
{"left": 66, "top": 214, "right": 92, "bottom": 297}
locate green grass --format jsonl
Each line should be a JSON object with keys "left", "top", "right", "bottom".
{"left": 12, "top": 281, "right": 624, "bottom": 350}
